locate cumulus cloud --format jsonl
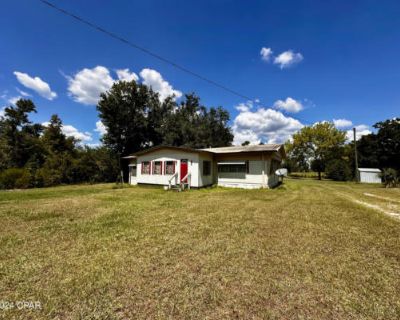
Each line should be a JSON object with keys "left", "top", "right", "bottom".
{"left": 116, "top": 68, "right": 139, "bottom": 82}
{"left": 274, "top": 50, "right": 303, "bottom": 69}
{"left": 13, "top": 71, "right": 57, "bottom": 100}
{"left": 333, "top": 118, "right": 353, "bottom": 128}
{"left": 140, "top": 68, "right": 182, "bottom": 102}
{"left": 260, "top": 47, "right": 273, "bottom": 62}
{"left": 67, "top": 66, "right": 114, "bottom": 105}
{"left": 346, "top": 124, "right": 371, "bottom": 141}
{"left": 95, "top": 120, "right": 107, "bottom": 135}
{"left": 42, "top": 122, "right": 93, "bottom": 143}
{"left": 62, "top": 124, "right": 93, "bottom": 143}
{"left": 235, "top": 101, "right": 254, "bottom": 113}
{"left": 0, "top": 107, "right": 5, "bottom": 118}
{"left": 67, "top": 66, "right": 181, "bottom": 105}
{"left": 232, "top": 105, "right": 303, "bottom": 145}
{"left": 273, "top": 97, "right": 303, "bottom": 113}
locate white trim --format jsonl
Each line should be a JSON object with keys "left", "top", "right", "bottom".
{"left": 217, "top": 161, "right": 246, "bottom": 165}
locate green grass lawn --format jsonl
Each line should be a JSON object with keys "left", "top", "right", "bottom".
{"left": 0, "top": 180, "right": 399, "bottom": 319}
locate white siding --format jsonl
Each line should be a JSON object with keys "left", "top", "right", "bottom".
{"left": 136, "top": 150, "right": 200, "bottom": 187}
{"left": 198, "top": 153, "right": 214, "bottom": 187}
{"left": 359, "top": 171, "right": 381, "bottom": 184}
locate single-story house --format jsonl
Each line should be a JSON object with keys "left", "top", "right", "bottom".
{"left": 123, "top": 144, "right": 285, "bottom": 189}
{"left": 357, "top": 168, "right": 382, "bottom": 184}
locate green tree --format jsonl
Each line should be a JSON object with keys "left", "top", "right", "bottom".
{"left": 98, "top": 83, "right": 233, "bottom": 155}
{"left": 290, "top": 122, "right": 347, "bottom": 179}
{"left": 0, "top": 99, "right": 43, "bottom": 169}
{"left": 160, "top": 93, "right": 233, "bottom": 148}
{"left": 97, "top": 80, "right": 158, "bottom": 156}
{"left": 325, "top": 159, "right": 352, "bottom": 181}
{"left": 42, "top": 114, "right": 75, "bottom": 154}
{"left": 357, "top": 118, "right": 400, "bottom": 171}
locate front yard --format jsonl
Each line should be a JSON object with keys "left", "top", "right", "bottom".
{"left": 0, "top": 180, "right": 399, "bottom": 319}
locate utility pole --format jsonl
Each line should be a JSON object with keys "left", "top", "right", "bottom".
{"left": 353, "top": 127, "right": 359, "bottom": 182}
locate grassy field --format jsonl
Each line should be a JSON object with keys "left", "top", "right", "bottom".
{"left": 0, "top": 180, "right": 399, "bottom": 319}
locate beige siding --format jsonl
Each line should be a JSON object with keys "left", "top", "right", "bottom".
{"left": 215, "top": 152, "right": 280, "bottom": 189}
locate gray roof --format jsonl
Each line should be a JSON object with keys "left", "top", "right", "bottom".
{"left": 358, "top": 168, "right": 381, "bottom": 173}
{"left": 128, "top": 144, "right": 285, "bottom": 157}
{"left": 200, "top": 144, "right": 283, "bottom": 154}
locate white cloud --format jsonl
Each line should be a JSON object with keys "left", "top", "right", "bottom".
{"left": 346, "top": 124, "right": 371, "bottom": 141}
{"left": 333, "top": 118, "right": 353, "bottom": 128}
{"left": 235, "top": 101, "right": 254, "bottom": 113}
{"left": 260, "top": 47, "right": 273, "bottom": 62}
{"left": 16, "top": 88, "right": 31, "bottom": 97}
{"left": 116, "top": 68, "right": 139, "bottom": 82}
{"left": 62, "top": 124, "right": 93, "bottom": 143}
{"left": 232, "top": 106, "right": 303, "bottom": 145}
{"left": 42, "top": 122, "right": 93, "bottom": 143}
{"left": 273, "top": 97, "right": 303, "bottom": 113}
{"left": 140, "top": 68, "right": 182, "bottom": 102}
{"left": 67, "top": 66, "right": 181, "bottom": 105}
{"left": 8, "top": 96, "right": 22, "bottom": 105}
{"left": 274, "top": 50, "right": 303, "bottom": 69}
{"left": 13, "top": 71, "right": 57, "bottom": 100}
{"left": 0, "top": 107, "right": 5, "bottom": 118}
{"left": 67, "top": 66, "right": 114, "bottom": 105}
{"left": 95, "top": 120, "right": 107, "bottom": 135}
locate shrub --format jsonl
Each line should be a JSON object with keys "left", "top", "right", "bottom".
{"left": 380, "top": 168, "right": 398, "bottom": 188}
{"left": 325, "top": 159, "right": 352, "bottom": 181}
{"left": 34, "top": 168, "right": 63, "bottom": 187}
{"left": 0, "top": 168, "right": 32, "bottom": 189}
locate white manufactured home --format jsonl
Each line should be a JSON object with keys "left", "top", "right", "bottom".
{"left": 124, "top": 144, "right": 285, "bottom": 189}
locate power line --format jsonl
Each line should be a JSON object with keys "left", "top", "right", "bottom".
{"left": 39, "top": 0, "right": 314, "bottom": 127}
{"left": 39, "top": 0, "right": 254, "bottom": 101}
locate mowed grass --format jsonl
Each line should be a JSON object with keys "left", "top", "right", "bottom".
{"left": 0, "top": 181, "right": 399, "bottom": 319}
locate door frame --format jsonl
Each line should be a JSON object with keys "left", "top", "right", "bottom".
{"left": 180, "top": 159, "right": 188, "bottom": 182}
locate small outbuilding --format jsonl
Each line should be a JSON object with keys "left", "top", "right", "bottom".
{"left": 357, "top": 168, "right": 382, "bottom": 184}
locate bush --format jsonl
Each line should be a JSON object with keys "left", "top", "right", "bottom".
{"left": 380, "top": 168, "right": 398, "bottom": 188}
{"left": 34, "top": 167, "right": 63, "bottom": 187}
{"left": 0, "top": 168, "right": 32, "bottom": 189}
{"left": 325, "top": 159, "right": 352, "bottom": 181}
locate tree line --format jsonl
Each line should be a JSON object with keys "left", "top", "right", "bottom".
{"left": 284, "top": 119, "right": 400, "bottom": 186}
{"left": 0, "top": 78, "right": 398, "bottom": 189}
{"left": 0, "top": 80, "right": 234, "bottom": 189}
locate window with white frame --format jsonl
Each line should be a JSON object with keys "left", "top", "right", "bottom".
{"left": 165, "top": 161, "right": 175, "bottom": 174}
{"left": 142, "top": 161, "right": 150, "bottom": 174}
{"left": 153, "top": 161, "right": 162, "bottom": 175}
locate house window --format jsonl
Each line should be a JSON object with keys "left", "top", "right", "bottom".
{"left": 142, "top": 161, "right": 150, "bottom": 175}
{"left": 218, "top": 164, "right": 246, "bottom": 173}
{"left": 165, "top": 161, "right": 175, "bottom": 174}
{"left": 153, "top": 161, "right": 162, "bottom": 175}
{"left": 203, "top": 161, "right": 211, "bottom": 176}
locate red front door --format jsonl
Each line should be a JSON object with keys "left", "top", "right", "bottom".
{"left": 180, "top": 159, "right": 188, "bottom": 182}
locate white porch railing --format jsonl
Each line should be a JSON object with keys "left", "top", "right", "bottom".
{"left": 167, "top": 172, "right": 191, "bottom": 191}
{"left": 168, "top": 172, "right": 178, "bottom": 190}
{"left": 180, "top": 172, "right": 191, "bottom": 190}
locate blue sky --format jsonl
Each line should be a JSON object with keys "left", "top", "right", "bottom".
{"left": 1, "top": 0, "right": 399, "bottom": 145}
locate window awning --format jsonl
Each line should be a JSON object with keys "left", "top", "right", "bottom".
{"left": 217, "top": 161, "right": 246, "bottom": 165}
